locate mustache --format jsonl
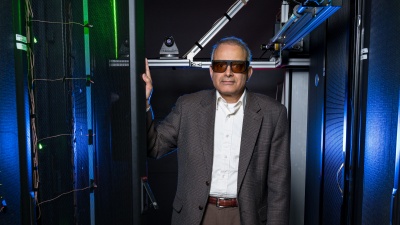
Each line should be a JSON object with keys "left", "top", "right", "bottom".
{"left": 221, "top": 79, "right": 235, "bottom": 82}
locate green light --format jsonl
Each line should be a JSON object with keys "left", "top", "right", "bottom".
{"left": 16, "top": 43, "right": 27, "bottom": 51}
{"left": 83, "top": 0, "right": 90, "bottom": 76}
{"left": 113, "top": 0, "right": 118, "bottom": 59}
{"left": 38, "top": 143, "right": 43, "bottom": 150}
{"left": 34, "top": 37, "right": 37, "bottom": 43}
{"left": 16, "top": 34, "right": 27, "bottom": 43}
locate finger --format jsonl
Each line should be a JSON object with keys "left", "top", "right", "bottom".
{"left": 142, "top": 73, "right": 151, "bottom": 83}
{"left": 145, "top": 58, "right": 151, "bottom": 78}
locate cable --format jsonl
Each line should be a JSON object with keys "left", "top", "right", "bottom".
{"left": 291, "top": 0, "right": 303, "bottom": 5}
{"left": 30, "top": 19, "right": 93, "bottom": 28}
{"left": 24, "top": 0, "right": 95, "bottom": 221}
{"left": 37, "top": 132, "right": 95, "bottom": 143}
{"left": 337, "top": 163, "right": 344, "bottom": 196}
{"left": 36, "top": 185, "right": 94, "bottom": 220}
{"left": 37, "top": 133, "right": 74, "bottom": 143}
{"left": 37, "top": 186, "right": 91, "bottom": 207}
{"left": 258, "top": 48, "right": 275, "bottom": 59}
{"left": 32, "top": 77, "right": 92, "bottom": 83}
{"left": 24, "top": 0, "right": 41, "bottom": 207}
{"left": 258, "top": 50, "right": 268, "bottom": 59}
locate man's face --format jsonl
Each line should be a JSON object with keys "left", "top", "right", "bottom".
{"left": 210, "top": 43, "right": 253, "bottom": 103}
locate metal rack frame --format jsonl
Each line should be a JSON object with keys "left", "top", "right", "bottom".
{"left": 145, "top": 0, "right": 342, "bottom": 70}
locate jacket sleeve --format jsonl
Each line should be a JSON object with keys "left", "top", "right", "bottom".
{"left": 267, "top": 106, "right": 291, "bottom": 225}
{"left": 146, "top": 97, "right": 183, "bottom": 159}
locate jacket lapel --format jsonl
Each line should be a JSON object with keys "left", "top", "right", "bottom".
{"left": 197, "top": 90, "right": 216, "bottom": 177}
{"left": 237, "top": 92, "right": 262, "bottom": 193}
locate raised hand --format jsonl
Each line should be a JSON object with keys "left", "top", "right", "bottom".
{"left": 142, "top": 58, "right": 153, "bottom": 108}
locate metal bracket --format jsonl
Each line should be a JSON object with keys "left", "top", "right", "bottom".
{"left": 361, "top": 48, "right": 368, "bottom": 60}
{"left": 15, "top": 34, "right": 28, "bottom": 51}
{"left": 141, "top": 177, "right": 158, "bottom": 212}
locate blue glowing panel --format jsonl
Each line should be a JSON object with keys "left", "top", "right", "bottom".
{"left": 322, "top": 3, "right": 350, "bottom": 223}
{"left": 361, "top": 0, "right": 400, "bottom": 224}
{"left": 0, "top": 3, "right": 21, "bottom": 223}
{"left": 390, "top": 91, "right": 400, "bottom": 223}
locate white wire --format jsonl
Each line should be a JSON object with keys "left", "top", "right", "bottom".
{"left": 36, "top": 186, "right": 91, "bottom": 220}
{"left": 37, "top": 133, "right": 74, "bottom": 142}
{"left": 33, "top": 77, "right": 88, "bottom": 82}
{"left": 37, "top": 186, "right": 91, "bottom": 207}
{"left": 25, "top": 0, "right": 40, "bottom": 205}
{"left": 30, "top": 19, "right": 88, "bottom": 27}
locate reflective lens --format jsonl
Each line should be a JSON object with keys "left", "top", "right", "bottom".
{"left": 211, "top": 60, "right": 249, "bottom": 73}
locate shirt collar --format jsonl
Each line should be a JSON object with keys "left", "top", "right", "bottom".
{"left": 215, "top": 89, "right": 247, "bottom": 111}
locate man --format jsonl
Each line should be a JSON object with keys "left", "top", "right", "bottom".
{"left": 142, "top": 36, "right": 290, "bottom": 225}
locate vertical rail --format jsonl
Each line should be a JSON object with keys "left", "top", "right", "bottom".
{"left": 342, "top": 0, "right": 368, "bottom": 223}
{"left": 14, "top": 0, "right": 32, "bottom": 223}
{"left": 112, "top": 0, "right": 118, "bottom": 59}
{"left": 128, "top": 0, "right": 146, "bottom": 223}
{"left": 82, "top": 1, "right": 95, "bottom": 224}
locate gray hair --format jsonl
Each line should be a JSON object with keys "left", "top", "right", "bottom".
{"left": 210, "top": 36, "right": 252, "bottom": 62}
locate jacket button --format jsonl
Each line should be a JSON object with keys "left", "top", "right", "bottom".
{"left": 205, "top": 181, "right": 210, "bottom": 186}
{"left": 199, "top": 205, "right": 203, "bottom": 210}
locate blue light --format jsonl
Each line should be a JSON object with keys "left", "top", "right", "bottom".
{"left": 394, "top": 90, "right": 400, "bottom": 190}
{"left": 0, "top": 38, "right": 22, "bottom": 224}
{"left": 391, "top": 90, "right": 400, "bottom": 223}
{"left": 284, "top": 6, "right": 341, "bottom": 49}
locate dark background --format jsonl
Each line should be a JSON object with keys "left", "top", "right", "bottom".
{"left": 1, "top": 0, "right": 400, "bottom": 225}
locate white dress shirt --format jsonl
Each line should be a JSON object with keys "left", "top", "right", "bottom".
{"left": 209, "top": 90, "right": 246, "bottom": 198}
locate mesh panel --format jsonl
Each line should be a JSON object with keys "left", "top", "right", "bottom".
{"left": 31, "top": 0, "right": 89, "bottom": 223}
{"left": 322, "top": 2, "right": 350, "bottom": 225}
{"left": 361, "top": 0, "right": 400, "bottom": 224}
{"left": 0, "top": 2, "right": 21, "bottom": 224}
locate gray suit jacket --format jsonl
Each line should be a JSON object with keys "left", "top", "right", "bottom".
{"left": 146, "top": 89, "right": 290, "bottom": 225}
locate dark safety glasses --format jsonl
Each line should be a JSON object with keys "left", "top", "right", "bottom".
{"left": 211, "top": 60, "right": 250, "bottom": 73}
